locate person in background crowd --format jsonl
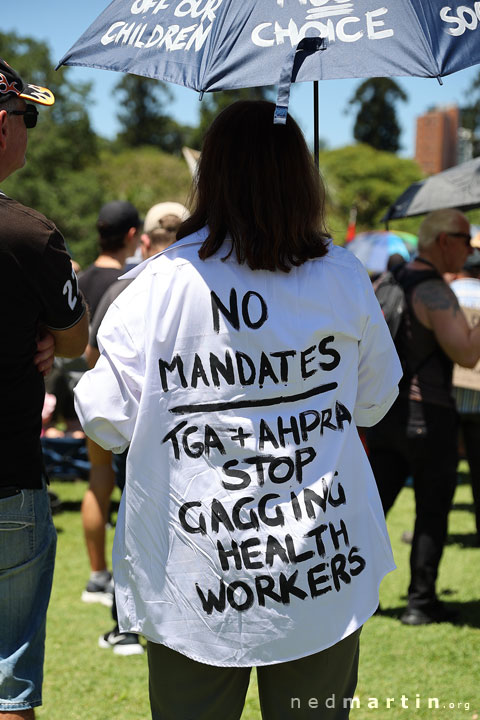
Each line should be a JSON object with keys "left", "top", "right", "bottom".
{"left": 79, "top": 201, "right": 140, "bottom": 319}
{"left": 387, "top": 252, "right": 406, "bottom": 271}
{"left": 86, "top": 202, "right": 188, "bottom": 367}
{"left": 88, "top": 201, "right": 188, "bottom": 655}
{"left": 367, "top": 208, "right": 480, "bottom": 626}
{"left": 74, "top": 100, "right": 401, "bottom": 720}
{"left": 78, "top": 202, "right": 140, "bottom": 608}
{"left": 450, "top": 249, "right": 480, "bottom": 546}
{"left": 0, "top": 58, "right": 88, "bottom": 720}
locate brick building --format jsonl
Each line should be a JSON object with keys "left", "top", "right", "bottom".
{"left": 415, "top": 106, "right": 459, "bottom": 175}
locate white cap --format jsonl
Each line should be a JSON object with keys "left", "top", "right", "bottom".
{"left": 143, "top": 202, "right": 189, "bottom": 234}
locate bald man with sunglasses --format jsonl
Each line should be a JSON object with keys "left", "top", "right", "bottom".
{"left": 367, "top": 208, "right": 480, "bottom": 626}
{"left": 0, "top": 59, "right": 88, "bottom": 719}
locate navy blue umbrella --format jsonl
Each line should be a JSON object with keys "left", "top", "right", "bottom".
{"left": 58, "top": 1, "right": 480, "bottom": 159}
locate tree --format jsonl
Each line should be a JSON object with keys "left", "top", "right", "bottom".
{"left": 114, "top": 75, "right": 193, "bottom": 154}
{"left": 461, "top": 72, "right": 480, "bottom": 158}
{"left": 96, "top": 145, "right": 192, "bottom": 219}
{"left": 318, "top": 144, "right": 423, "bottom": 239}
{"left": 347, "top": 78, "right": 407, "bottom": 154}
{"left": 0, "top": 32, "right": 103, "bottom": 266}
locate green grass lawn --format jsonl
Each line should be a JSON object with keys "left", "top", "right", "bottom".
{"left": 38, "top": 475, "right": 480, "bottom": 720}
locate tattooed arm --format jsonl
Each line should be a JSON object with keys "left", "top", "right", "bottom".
{"left": 412, "top": 279, "right": 480, "bottom": 367}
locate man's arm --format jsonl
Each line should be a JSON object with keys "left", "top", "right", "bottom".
{"left": 85, "top": 343, "right": 100, "bottom": 369}
{"left": 37, "top": 229, "right": 89, "bottom": 359}
{"left": 34, "top": 330, "right": 56, "bottom": 376}
{"left": 412, "top": 279, "right": 480, "bottom": 368}
{"left": 48, "top": 310, "right": 89, "bottom": 359}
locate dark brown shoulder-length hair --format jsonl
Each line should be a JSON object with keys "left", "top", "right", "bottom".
{"left": 177, "top": 100, "right": 329, "bottom": 272}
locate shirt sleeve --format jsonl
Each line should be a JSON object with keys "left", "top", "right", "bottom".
{"left": 354, "top": 263, "right": 403, "bottom": 427}
{"left": 38, "top": 228, "right": 86, "bottom": 330}
{"left": 74, "top": 303, "right": 144, "bottom": 453}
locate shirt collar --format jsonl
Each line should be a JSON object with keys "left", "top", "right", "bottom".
{"left": 120, "top": 227, "right": 209, "bottom": 280}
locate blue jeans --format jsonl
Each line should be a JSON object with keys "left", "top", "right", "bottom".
{"left": 0, "top": 485, "right": 57, "bottom": 711}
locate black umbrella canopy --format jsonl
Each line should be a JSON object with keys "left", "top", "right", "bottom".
{"left": 383, "top": 157, "right": 480, "bottom": 222}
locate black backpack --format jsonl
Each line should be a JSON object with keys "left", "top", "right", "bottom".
{"left": 373, "top": 262, "right": 440, "bottom": 340}
{"left": 372, "top": 266, "right": 406, "bottom": 339}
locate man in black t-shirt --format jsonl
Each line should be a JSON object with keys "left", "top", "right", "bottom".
{"left": 0, "top": 59, "right": 88, "bottom": 718}
{"left": 78, "top": 201, "right": 140, "bottom": 318}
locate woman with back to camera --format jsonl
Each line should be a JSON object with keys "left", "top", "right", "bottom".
{"left": 74, "top": 101, "right": 401, "bottom": 720}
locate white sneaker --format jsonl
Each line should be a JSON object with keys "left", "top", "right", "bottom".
{"left": 81, "top": 573, "right": 114, "bottom": 607}
{"left": 98, "top": 628, "right": 144, "bottom": 656}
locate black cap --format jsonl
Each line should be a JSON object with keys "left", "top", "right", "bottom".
{"left": 0, "top": 58, "right": 55, "bottom": 106}
{"left": 97, "top": 201, "right": 141, "bottom": 237}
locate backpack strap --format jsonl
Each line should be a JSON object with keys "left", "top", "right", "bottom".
{"left": 393, "top": 264, "right": 442, "bottom": 379}
{"left": 393, "top": 262, "right": 440, "bottom": 291}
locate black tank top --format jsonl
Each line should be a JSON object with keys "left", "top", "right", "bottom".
{"left": 396, "top": 264, "right": 454, "bottom": 409}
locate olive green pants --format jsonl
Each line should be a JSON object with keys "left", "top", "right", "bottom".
{"left": 147, "top": 627, "right": 361, "bottom": 720}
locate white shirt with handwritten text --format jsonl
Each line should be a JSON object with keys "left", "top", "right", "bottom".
{"left": 75, "top": 229, "right": 401, "bottom": 666}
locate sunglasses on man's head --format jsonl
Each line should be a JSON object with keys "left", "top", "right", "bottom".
{"left": 7, "top": 103, "right": 39, "bottom": 129}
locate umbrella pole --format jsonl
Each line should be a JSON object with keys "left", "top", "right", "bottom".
{"left": 314, "top": 81, "right": 319, "bottom": 170}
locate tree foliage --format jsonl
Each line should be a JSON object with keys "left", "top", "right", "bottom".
{"left": 97, "top": 146, "right": 192, "bottom": 217}
{"left": 461, "top": 71, "right": 480, "bottom": 158}
{"left": 0, "top": 32, "right": 103, "bottom": 265}
{"left": 114, "top": 75, "right": 195, "bottom": 154}
{"left": 347, "top": 78, "right": 407, "bottom": 154}
{"left": 319, "top": 144, "right": 423, "bottom": 240}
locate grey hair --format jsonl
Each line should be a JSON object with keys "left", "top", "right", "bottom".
{"left": 418, "top": 209, "right": 468, "bottom": 250}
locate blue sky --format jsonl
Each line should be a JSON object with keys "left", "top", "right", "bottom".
{"left": 2, "top": 1, "right": 479, "bottom": 156}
